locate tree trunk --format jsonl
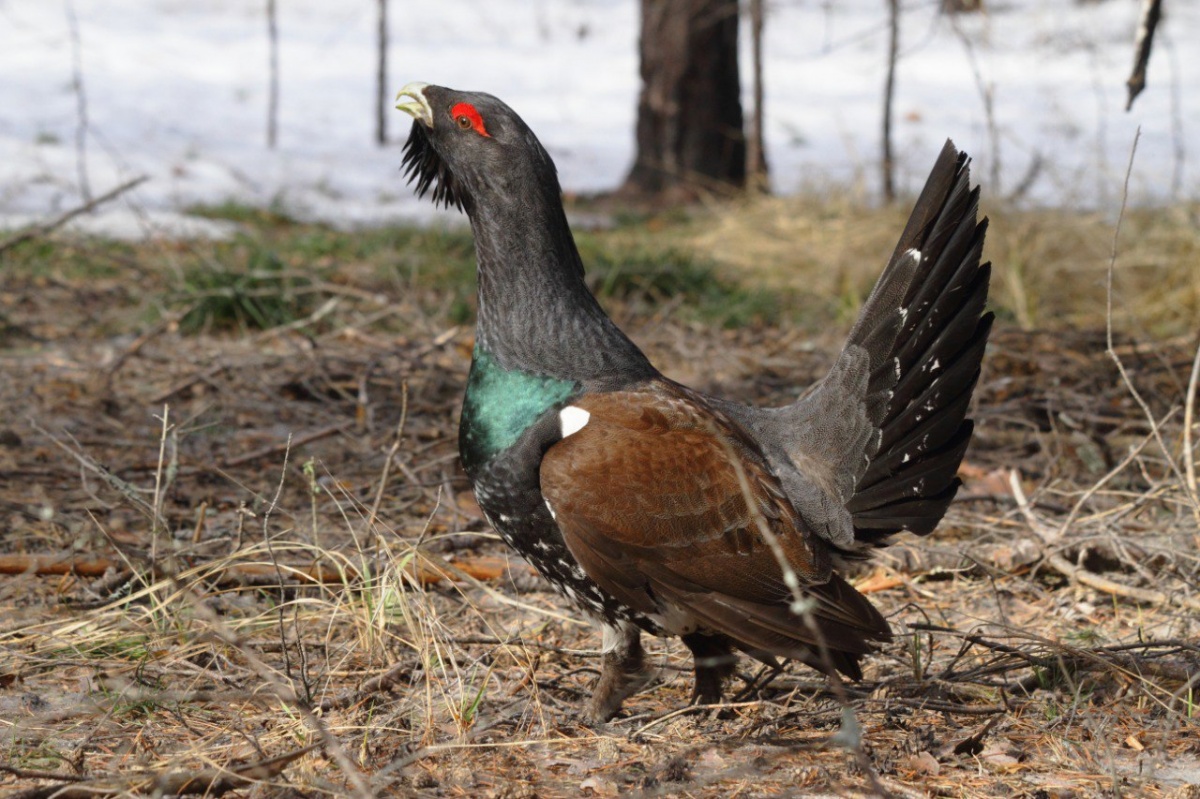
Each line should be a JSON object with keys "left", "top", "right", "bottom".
{"left": 375, "top": 0, "right": 388, "bottom": 145}
{"left": 746, "top": 0, "right": 769, "bottom": 192}
{"left": 620, "top": 0, "right": 746, "bottom": 198}
{"left": 881, "top": 0, "right": 899, "bottom": 202}
{"left": 1125, "top": 0, "right": 1163, "bottom": 111}
{"left": 266, "top": 0, "right": 279, "bottom": 149}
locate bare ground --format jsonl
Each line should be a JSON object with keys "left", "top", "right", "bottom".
{"left": 1, "top": 226, "right": 1199, "bottom": 798}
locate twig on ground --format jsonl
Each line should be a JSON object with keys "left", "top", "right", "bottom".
{"left": 1010, "top": 471, "right": 1200, "bottom": 612}
{"left": 224, "top": 423, "right": 350, "bottom": 467}
{"left": 27, "top": 420, "right": 157, "bottom": 517}
{"left": 368, "top": 380, "right": 408, "bottom": 533}
{"left": 0, "top": 175, "right": 147, "bottom": 255}
{"left": 102, "top": 318, "right": 174, "bottom": 382}
{"left": 181, "top": 587, "right": 376, "bottom": 799}
{"left": 147, "top": 362, "right": 227, "bottom": 404}
{"left": 1105, "top": 129, "right": 1198, "bottom": 520}
{"left": 1049, "top": 408, "right": 1170, "bottom": 544}
{"left": 0, "top": 551, "right": 511, "bottom": 586}
{"left": 1183, "top": 338, "right": 1200, "bottom": 519}
{"left": 319, "top": 660, "right": 413, "bottom": 712}
{"left": 5, "top": 743, "right": 319, "bottom": 799}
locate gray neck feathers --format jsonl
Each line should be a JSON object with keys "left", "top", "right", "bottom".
{"left": 469, "top": 179, "right": 655, "bottom": 387}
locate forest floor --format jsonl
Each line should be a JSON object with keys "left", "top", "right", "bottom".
{"left": 1, "top": 197, "right": 1199, "bottom": 798}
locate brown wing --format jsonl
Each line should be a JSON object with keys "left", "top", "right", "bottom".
{"left": 540, "top": 382, "right": 891, "bottom": 673}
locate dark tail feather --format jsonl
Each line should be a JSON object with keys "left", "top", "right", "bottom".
{"left": 851, "top": 484, "right": 961, "bottom": 537}
{"left": 848, "top": 423, "right": 972, "bottom": 515}
{"left": 671, "top": 572, "right": 891, "bottom": 681}
{"left": 847, "top": 140, "right": 993, "bottom": 544}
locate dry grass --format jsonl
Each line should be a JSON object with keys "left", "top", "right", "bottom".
{"left": 1, "top": 198, "right": 1198, "bottom": 797}
{"left": 677, "top": 194, "right": 1200, "bottom": 337}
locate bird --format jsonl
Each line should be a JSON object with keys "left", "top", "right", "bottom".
{"left": 395, "top": 82, "right": 993, "bottom": 722}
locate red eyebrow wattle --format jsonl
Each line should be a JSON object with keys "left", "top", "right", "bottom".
{"left": 451, "top": 102, "right": 490, "bottom": 137}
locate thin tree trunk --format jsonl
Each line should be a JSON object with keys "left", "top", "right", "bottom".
{"left": 1125, "top": 0, "right": 1163, "bottom": 111}
{"left": 950, "top": 14, "right": 1000, "bottom": 194}
{"left": 746, "top": 0, "right": 768, "bottom": 193}
{"left": 881, "top": 0, "right": 899, "bottom": 202}
{"left": 375, "top": 0, "right": 388, "bottom": 145}
{"left": 267, "top": 0, "right": 279, "bottom": 149}
{"left": 65, "top": 0, "right": 91, "bottom": 203}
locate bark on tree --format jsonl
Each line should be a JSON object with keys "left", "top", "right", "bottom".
{"left": 266, "top": 0, "right": 279, "bottom": 149}
{"left": 882, "top": 0, "right": 899, "bottom": 202}
{"left": 746, "top": 0, "right": 769, "bottom": 192}
{"left": 375, "top": 0, "right": 389, "bottom": 145}
{"left": 620, "top": 0, "right": 746, "bottom": 198}
{"left": 1126, "top": 0, "right": 1163, "bottom": 111}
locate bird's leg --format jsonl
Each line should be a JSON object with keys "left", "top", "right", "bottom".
{"left": 682, "top": 632, "right": 737, "bottom": 706}
{"left": 585, "top": 621, "right": 655, "bottom": 722}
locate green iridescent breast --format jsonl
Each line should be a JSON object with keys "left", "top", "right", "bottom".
{"left": 459, "top": 346, "right": 577, "bottom": 470}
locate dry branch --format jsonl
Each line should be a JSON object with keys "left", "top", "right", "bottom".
{"left": 1126, "top": 0, "right": 1163, "bottom": 111}
{"left": 0, "top": 551, "right": 512, "bottom": 586}
{"left": 319, "top": 659, "right": 412, "bottom": 711}
{"left": 224, "top": 422, "right": 352, "bottom": 467}
{"left": 1184, "top": 338, "right": 1200, "bottom": 513}
{"left": 0, "top": 175, "right": 147, "bottom": 254}
{"left": 5, "top": 744, "right": 318, "bottom": 799}
{"left": 1009, "top": 472, "right": 1200, "bottom": 612}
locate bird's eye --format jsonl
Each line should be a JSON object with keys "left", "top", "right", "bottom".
{"left": 449, "top": 102, "right": 491, "bottom": 137}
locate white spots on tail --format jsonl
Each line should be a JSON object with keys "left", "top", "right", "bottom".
{"left": 559, "top": 405, "right": 590, "bottom": 438}
{"left": 895, "top": 250, "right": 922, "bottom": 325}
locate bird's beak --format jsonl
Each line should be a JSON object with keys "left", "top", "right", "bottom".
{"left": 395, "top": 82, "right": 433, "bottom": 127}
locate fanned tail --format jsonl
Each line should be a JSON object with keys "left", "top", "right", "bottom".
{"left": 845, "top": 140, "right": 994, "bottom": 544}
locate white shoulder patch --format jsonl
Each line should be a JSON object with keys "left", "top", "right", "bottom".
{"left": 559, "top": 405, "right": 591, "bottom": 438}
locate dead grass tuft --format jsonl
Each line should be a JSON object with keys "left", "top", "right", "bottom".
{"left": 681, "top": 193, "right": 1200, "bottom": 337}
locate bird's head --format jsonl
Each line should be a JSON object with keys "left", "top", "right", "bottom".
{"left": 395, "top": 82, "right": 559, "bottom": 213}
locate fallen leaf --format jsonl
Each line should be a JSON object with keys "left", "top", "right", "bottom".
{"left": 907, "top": 751, "right": 940, "bottom": 776}
{"left": 854, "top": 567, "right": 905, "bottom": 594}
{"left": 959, "top": 463, "right": 1016, "bottom": 497}
{"left": 974, "top": 740, "right": 1025, "bottom": 773}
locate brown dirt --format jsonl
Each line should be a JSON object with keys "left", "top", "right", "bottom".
{"left": 1, "top": 236, "right": 1198, "bottom": 798}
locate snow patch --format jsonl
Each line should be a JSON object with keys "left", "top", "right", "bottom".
{"left": 1, "top": 0, "right": 1195, "bottom": 238}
